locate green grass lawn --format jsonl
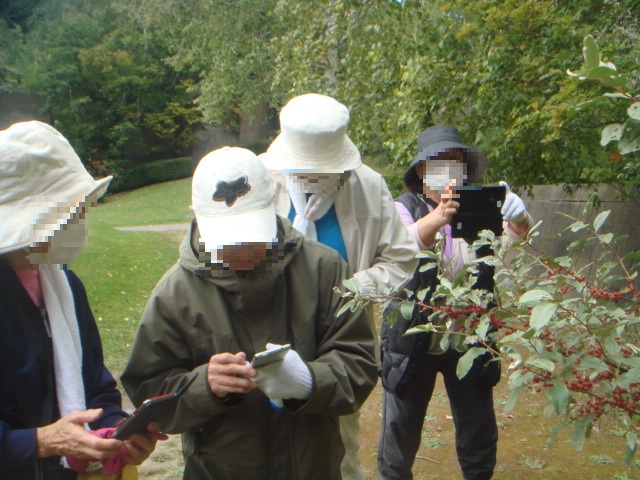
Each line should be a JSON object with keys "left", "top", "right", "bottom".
{"left": 72, "top": 177, "right": 193, "bottom": 375}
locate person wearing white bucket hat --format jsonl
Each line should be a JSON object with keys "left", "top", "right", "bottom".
{"left": 261, "top": 93, "right": 420, "bottom": 480}
{"left": 121, "top": 146, "right": 377, "bottom": 480}
{"left": 0, "top": 121, "right": 163, "bottom": 480}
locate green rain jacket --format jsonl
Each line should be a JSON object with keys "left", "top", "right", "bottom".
{"left": 121, "top": 217, "right": 377, "bottom": 480}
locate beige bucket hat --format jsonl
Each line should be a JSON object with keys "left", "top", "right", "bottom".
{"left": 260, "top": 93, "right": 362, "bottom": 173}
{"left": 0, "top": 121, "right": 112, "bottom": 254}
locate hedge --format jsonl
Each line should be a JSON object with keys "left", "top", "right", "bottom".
{"left": 109, "top": 157, "right": 194, "bottom": 193}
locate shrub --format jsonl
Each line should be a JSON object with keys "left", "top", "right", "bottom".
{"left": 338, "top": 201, "right": 640, "bottom": 463}
{"left": 109, "top": 157, "right": 194, "bottom": 193}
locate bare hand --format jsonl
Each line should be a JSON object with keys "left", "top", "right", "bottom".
{"left": 207, "top": 352, "right": 258, "bottom": 398}
{"left": 416, "top": 181, "right": 460, "bottom": 246}
{"left": 36, "top": 409, "right": 123, "bottom": 460}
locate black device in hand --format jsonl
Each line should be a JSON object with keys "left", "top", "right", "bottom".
{"left": 112, "top": 372, "right": 198, "bottom": 440}
{"left": 450, "top": 186, "right": 506, "bottom": 239}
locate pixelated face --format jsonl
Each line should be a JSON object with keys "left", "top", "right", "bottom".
{"left": 286, "top": 172, "right": 347, "bottom": 195}
{"left": 28, "top": 201, "right": 90, "bottom": 266}
{"left": 416, "top": 149, "right": 467, "bottom": 193}
{"left": 215, "top": 242, "right": 270, "bottom": 271}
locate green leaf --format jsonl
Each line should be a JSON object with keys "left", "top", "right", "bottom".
{"left": 567, "top": 238, "right": 592, "bottom": 251}
{"left": 598, "top": 233, "right": 613, "bottom": 244}
{"left": 337, "top": 300, "right": 354, "bottom": 318}
{"left": 530, "top": 303, "right": 558, "bottom": 330}
{"left": 406, "top": 323, "right": 436, "bottom": 335}
{"left": 342, "top": 277, "right": 360, "bottom": 293}
{"left": 593, "top": 210, "right": 610, "bottom": 232}
{"left": 603, "top": 93, "right": 629, "bottom": 99}
{"left": 548, "top": 380, "right": 569, "bottom": 414}
{"left": 578, "top": 355, "right": 608, "bottom": 372}
{"left": 571, "top": 415, "right": 593, "bottom": 449}
{"left": 568, "top": 221, "right": 587, "bottom": 232}
{"left": 419, "top": 262, "right": 438, "bottom": 273}
{"left": 400, "top": 301, "right": 415, "bottom": 320}
{"left": 619, "top": 119, "right": 640, "bottom": 154}
{"left": 624, "top": 432, "right": 638, "bottom": 466}
{"left": 519, "top": 290, "right": 554, "bottom": 305}
{"left": 604, "top": 335, "right": 622, "bottom": 357}
{"left": 456, "top": 347, "right": 485, "bottom": 379}
{"left": 548, "top": 418, "right": 570, "bottom": 449}
{"left": 601, "top": 123, "right": 624, "bottom": 146}
{"left": 505, "top": 386, "right": 523, "bottom": 414}
{"left": 385, "top": 305, "right": 399, "bottom": 327}
{"left": 628, "top": 103, "right": 640, "bottom": 121}
{"left": 582, "top": 35, "right": 600, "bottom": 70}
{"left": 525, "top": 356, "right": 555, "bottom": 372}
{"left": 624, "top": 441, "right": 637, "bottom": 467}
{"left": 586, "top": 66, "right": 627, "bottom": 89}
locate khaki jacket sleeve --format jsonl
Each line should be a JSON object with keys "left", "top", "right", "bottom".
{"left": 120, "top": 275, "right": 235, "bottom": 434}
{"left": 293, "top": 253, "right": 378, "bottom": 416}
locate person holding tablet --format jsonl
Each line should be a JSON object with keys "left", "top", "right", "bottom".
{"left": 0, "top": 121, "right": 161, "bottom": 480}
{"left": 378, "top": 125, "right": 532, "bottom": 480}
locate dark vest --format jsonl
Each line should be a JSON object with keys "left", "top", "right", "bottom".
{"left": 380, "top": 191, "right": 496, "bottom": 398}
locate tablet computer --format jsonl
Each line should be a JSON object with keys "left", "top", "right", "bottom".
{"left": 450, "top": 186, "right": 506, "bottom": 239}
{"left": 251, "top": 344, "right": 291, "bottom": 368}
{"left": 112, "top": 372, "right": 198, "bottom": 440}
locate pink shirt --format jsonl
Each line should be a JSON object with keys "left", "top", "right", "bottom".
{"left": 12, "top": 267, "right": 44, "bottom": 308}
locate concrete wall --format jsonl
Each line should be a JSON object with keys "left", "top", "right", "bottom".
{"left": 0, "top": 92, "right": 51, "bottom": 129}
{"left": 520, "top": 184, "right": 639, "bottom": 280}
{"left": 190, "top": 105, "right": 278, "bottom": 162}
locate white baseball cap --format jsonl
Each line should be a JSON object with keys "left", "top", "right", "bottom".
{"left": 192, "top": 147, "right": 277, "bottom": 251}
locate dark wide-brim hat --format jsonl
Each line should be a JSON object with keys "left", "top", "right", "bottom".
{"left": 404, "top": 125, "right": 488, "bottom": 190}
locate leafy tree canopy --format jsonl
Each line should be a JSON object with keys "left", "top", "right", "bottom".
{"left": 4, "top": 0, "right": 639, "bottom": 196}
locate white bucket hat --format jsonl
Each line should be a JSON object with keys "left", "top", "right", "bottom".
{"left": 0, "top": 121, "right": 112, "bottom": 254}
{"left": 192, "top": 147, "right": 277, "bottom": 251}
{"left": 260, "top": 93, "right": 362, "bottom": 173}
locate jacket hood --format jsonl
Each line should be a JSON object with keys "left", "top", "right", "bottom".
{"left": 178, "top": 216, "right": 302, "bottom": 287}
{"left": 404, "top": 125, "right": 487, "bottom": 192}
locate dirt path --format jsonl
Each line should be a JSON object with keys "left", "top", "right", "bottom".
{"left": 132, "top": 367, "right": 638, "bottom": 480}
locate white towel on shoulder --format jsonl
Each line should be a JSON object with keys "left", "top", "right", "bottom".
{"left": 40, "top": 268, "right": 86, "bottom": 418}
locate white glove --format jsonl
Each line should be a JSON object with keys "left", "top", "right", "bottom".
{"left": 499, "top": 181, "right": 527, "bottom": 223}
{"left": 251, "top": 343, "right": 313, "bottom": 400}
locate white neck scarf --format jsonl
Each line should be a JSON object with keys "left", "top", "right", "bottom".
{"left": 285, "top": 176, "right": 336, "bottom": 241}
{"left": 40, "top": 268, "right": 86, "bottom": 418}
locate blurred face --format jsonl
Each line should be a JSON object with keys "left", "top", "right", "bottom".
{"left": 286, "top": 172, "right": 348, "bottom": 195}
{"left": 27, "top": 204, "right": 90, "bottom": 266}
{"left": 416, "top": 149, "right": 467, "bottom": 201}
{"left": 216, "top": 242, "right": 269, "bottom": 271}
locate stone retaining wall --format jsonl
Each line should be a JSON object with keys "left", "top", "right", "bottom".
{"left": 520, "top": 184, "right": 638, "bottom": 280}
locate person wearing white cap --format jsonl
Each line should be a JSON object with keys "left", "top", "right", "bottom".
{"left": 261, "top": 93, "right": 420, "bottom": 480}
{"left": 121, "top": 146, "right": 378, "bottom": 480}
{"left": 0, "top": 121, "right": 162, "bottom": 479}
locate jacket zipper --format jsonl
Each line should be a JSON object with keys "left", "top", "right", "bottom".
{"left": 40, "top": 308, "right": 51, "bottom": 338}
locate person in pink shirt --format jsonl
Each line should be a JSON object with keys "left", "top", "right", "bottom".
{"left": 0, "top": 121, "right": 163, "bottom": 480}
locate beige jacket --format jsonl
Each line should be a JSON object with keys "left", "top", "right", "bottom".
{"left": 273, "top": 165, "right": 419, "bottom": 296}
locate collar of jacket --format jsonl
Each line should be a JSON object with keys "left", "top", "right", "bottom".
{"left": 179, "top": 217, "right": 300, "bottom": 281}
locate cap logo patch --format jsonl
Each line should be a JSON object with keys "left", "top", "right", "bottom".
{"left": 212, "top": 176, "right": 251, "bottom": 207}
